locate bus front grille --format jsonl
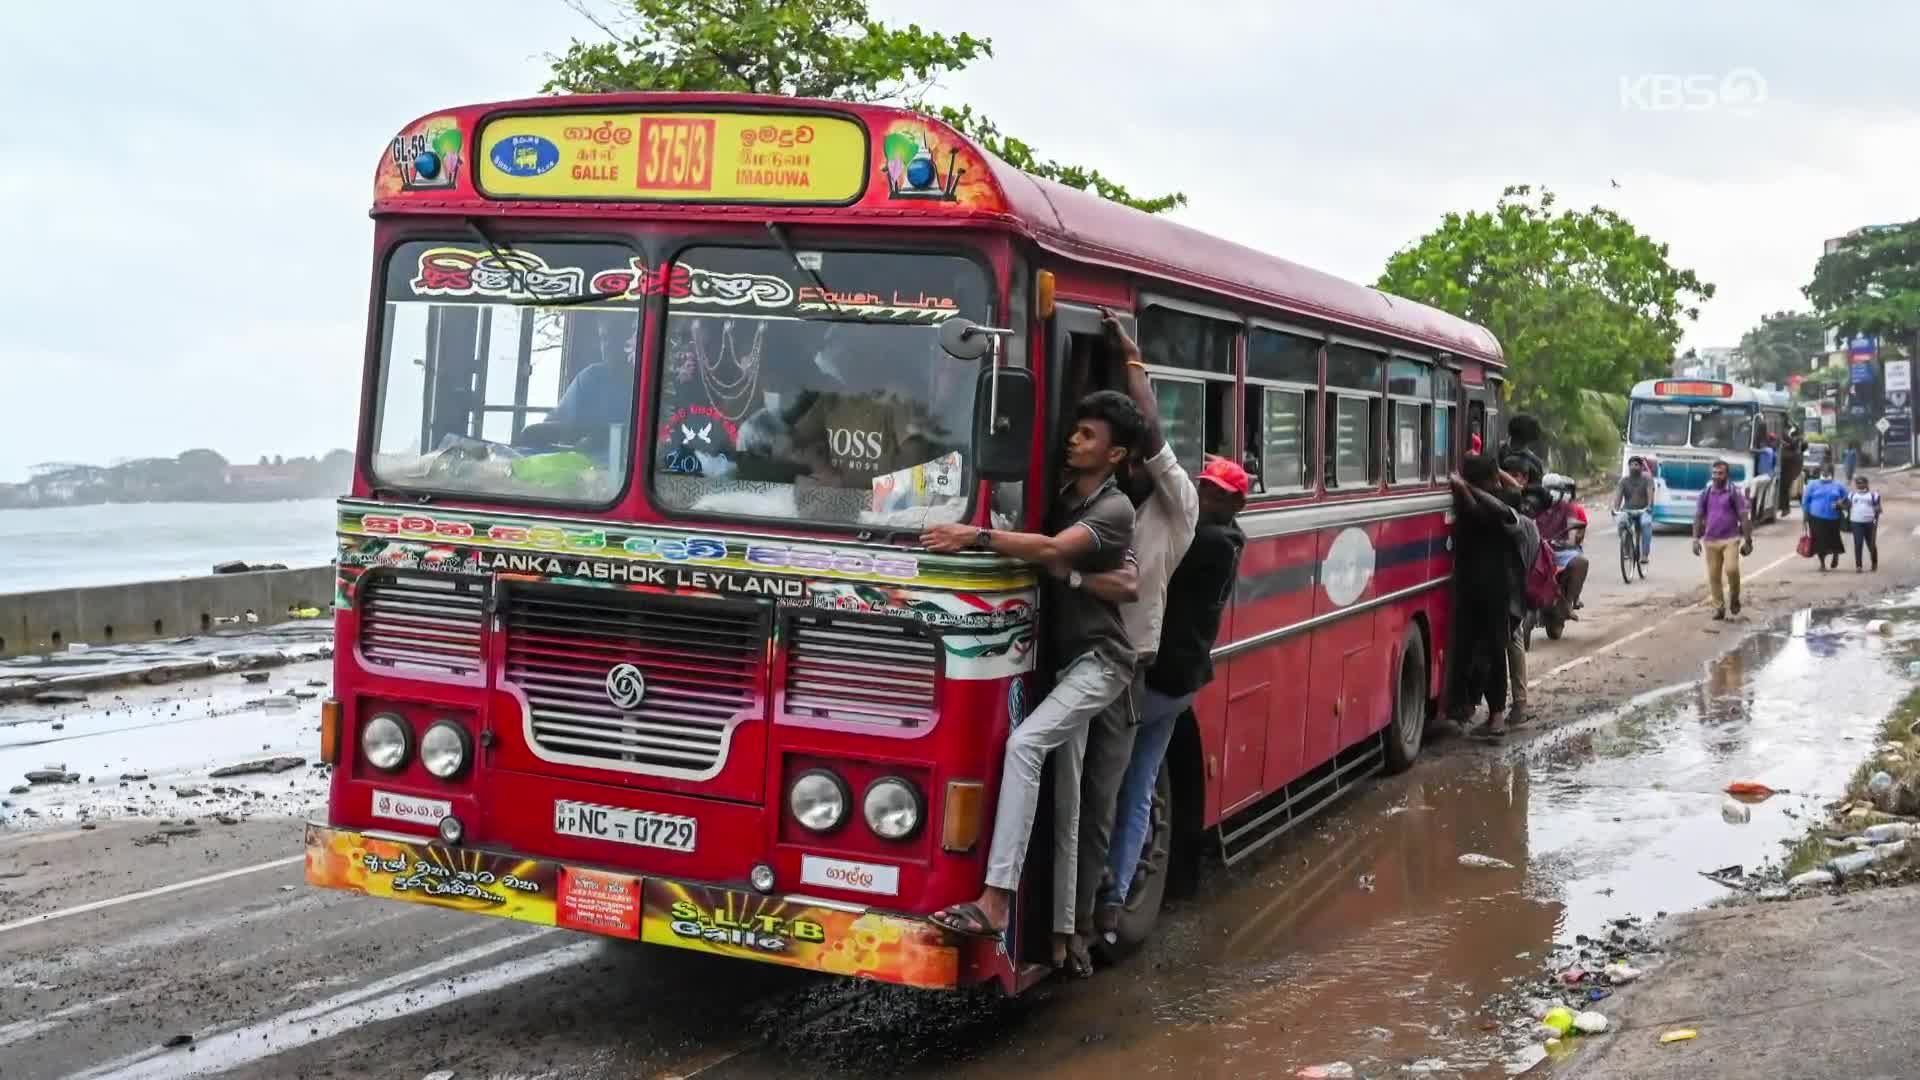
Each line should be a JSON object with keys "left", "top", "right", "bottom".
{"left": 357, "top": 573, "right": 487, "bottom": 676}
{"left": 781, "top": 613, "right": 938, "bottom": 726}
{"left": 503, "top": 584, "right": 765, "bottom": 779}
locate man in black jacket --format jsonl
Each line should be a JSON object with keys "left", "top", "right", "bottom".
{"left": 1096, "top": 456, "right": 1249, "bottom": 927}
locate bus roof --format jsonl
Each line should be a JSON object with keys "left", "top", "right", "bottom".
{"left": 376, "top": 93, "right": 1505, "bottom": 366}
{"left": 1631, "top": 379, "right": 1789, "bottom": 406}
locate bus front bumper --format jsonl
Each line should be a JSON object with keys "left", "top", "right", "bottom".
{"left": 303, "top": 823, "right": 962, "bottom": 990}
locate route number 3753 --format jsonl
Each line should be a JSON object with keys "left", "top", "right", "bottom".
{"left": 638, "top": 118, "right": 714, "bottom": 192}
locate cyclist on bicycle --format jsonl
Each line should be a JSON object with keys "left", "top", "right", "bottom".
{"left": 1614, "top": 456, "right": 1655, "bottom": 565}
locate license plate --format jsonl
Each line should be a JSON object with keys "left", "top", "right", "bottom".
{"left": 553, "top": 800, "right": 696, "bottom": 852}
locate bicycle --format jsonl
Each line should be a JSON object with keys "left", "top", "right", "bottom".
{"left": 1618, "top": 511, "right": 1647, "bottom": 584}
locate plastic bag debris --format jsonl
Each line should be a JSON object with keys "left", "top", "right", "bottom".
{"left": 1458, "top": 853, "right": 1515, "bottom": 870}
{"left": 1659, "top": 1029, "right": 1698, "bottom": 1044}
{"left": 1724, "top": 780, "right": 1782, "bottom": 801}
{"left": 1542, "top": 1006, "right": 1576, "bottom": 1036}
{"left": 1602, "top": 962, "right": 1642, "bottom": 984}
{"left": 1573, "top": 1011, "right": 1609, "bottom": 1034}
{"left": 1720, "top": 799, "right": 1751, "bottom": 824}
{"left": 1295, "top": 1065, "right": 1354, "bottom": 1079}
{"left": 1560, "top": 966, "right": 1589, "bottom": 985}
{"left": 1869, "top": 771, "right": 1895, "bottom": 799}
{"left": 1787, "top": 868, "right": 1837, "bottom": 889}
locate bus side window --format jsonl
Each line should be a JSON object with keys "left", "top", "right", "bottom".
{"left": 1325, "top": 344, "right": 1384, "bottom": 488}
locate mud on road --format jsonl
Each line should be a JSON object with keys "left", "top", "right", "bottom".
{"left": 5, "top": 474, "right": 1919, "bottom": 1080}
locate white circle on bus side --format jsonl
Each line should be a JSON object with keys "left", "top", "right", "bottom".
{"left": 1321, "top": 527, "right": 1376, "bottom": 608}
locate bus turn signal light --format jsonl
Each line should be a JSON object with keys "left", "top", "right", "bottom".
{"left": 319, "top": 698, "right": 341, "bottom": 764}
{"left": 942, "top": 780, "right": 984, "bottom": 853}
{"left": 1036, "top": 271, "right": 1056, "bottom": 320}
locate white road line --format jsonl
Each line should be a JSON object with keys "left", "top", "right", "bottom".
{"left": 0, "top": 854, "right": 303, "bottom": 936}
{"left": 1532, "top": 549, "right": 1797, "bottom": 687}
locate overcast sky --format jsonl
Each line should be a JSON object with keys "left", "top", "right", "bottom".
{"left": 5, "top": 1, "right": 1917, "bottom": 482}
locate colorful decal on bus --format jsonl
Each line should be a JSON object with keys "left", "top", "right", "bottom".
{"left": 378, "top": 114, "right": 464, "bottom": 197}
{"left": 639, "top": 880, "right": 958, "bottom": 988}
{"left": 475, "top": 111, "right": 869, "bottom": 203}
{"left": 873, "top": 117, "right": 1001, "bottom": 211}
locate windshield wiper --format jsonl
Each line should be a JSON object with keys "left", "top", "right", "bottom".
{"left": 765, "top": 222, "right": 841, "bottom": 315}
{"left": 464, "top": 217, "right": 633, "bottom": 309}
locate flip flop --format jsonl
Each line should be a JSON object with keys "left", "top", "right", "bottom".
{"left": 1062, "top": 935, "right": 1095, "bottom": 978}
{"left": 929, "top": 902, "right": 1003, "bottom": 940}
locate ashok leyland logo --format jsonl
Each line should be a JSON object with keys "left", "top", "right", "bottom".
{"left": 606, "top": 663, "right": 647, "bottom": 710}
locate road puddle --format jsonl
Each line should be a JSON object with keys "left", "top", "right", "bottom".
{"left": 868, "top": 599, "right": 1920, "bottom": 1078}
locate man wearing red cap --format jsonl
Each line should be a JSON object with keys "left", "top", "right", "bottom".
{"left": 1096, "top": 453, "right": 1248, "bottom": 934}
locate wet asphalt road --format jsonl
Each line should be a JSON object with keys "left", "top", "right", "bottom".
{"left": 4, "top": 501, "right": 1918, "bottom": 1080}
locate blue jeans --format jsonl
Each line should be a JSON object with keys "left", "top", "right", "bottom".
{"left": 1616, "top": 509, "right": 1653, "bottom": 561}
{"left": 1102, "top": 680, "right": 1193, "bottom": 905}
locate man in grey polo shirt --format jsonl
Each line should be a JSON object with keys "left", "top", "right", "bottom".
{"left": 924, "top": 390, "right": 1144, "bottom": 971}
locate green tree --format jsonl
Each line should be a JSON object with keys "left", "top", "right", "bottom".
{"left": 1736, "top": 310, "right": 1824, "bottom": 388}
{"left": 1804, "top": 220, "right": 1920, "bottom": 344}
{"left": 543, "top": 0, "right": 1185, "bottom": 213}
{"left": 1377, "top": 185, "right": 1714, "bottom": 468}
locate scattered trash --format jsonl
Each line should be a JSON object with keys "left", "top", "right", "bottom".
{"left": 1781, "top": 860, "right": 1827, "bottom": 887}
{"left": 1724, "top": 780, "right": 1781, "bottom": 801}
{"left": 119, "top": 772, "right": 148, "bottom": 782}
{"left": 1700, "top": 864, "right": 1744, "bottom": 887}
{"left": 172, "top": 786, "right": 206, "bottom": 798}
{"left": 1541, "top": 1006, "right": 1576, "bottom": 1036}
{"left": 1909, "top": 660, "right": 1920, "bottom": 678}
{"left": 242, "top": 671, "right": 271, "bottom": 684}
{"left": 1586, "top": 987, "right": 1612, "bottom": 1002}
{"left": 1869, "top": 771, "right": 1895, "bottom": 800}
{"left": 162, "top": 1034, "right": 194, "bottom": 1048}
{"left": 1860, "top": 822, "right": 1920, "bottom": 843}
{"left": 1573, "top": 1011, "right": 1609, "bottom": 1034}
{"left": 23, "top": 770, "right": 79, "bottom": 785}
{"left": 290, "top": 607, "right": 325, "bottom": 619}
{"left": 1458, "top": 853, "right": 1515, "bottom": 870}
{"left": 209, "top": 755, "right": 306, "bottom": 778}
{"left": 1560, "top": 966, "right": 1588, "bottom": 985}
{"left": 1357, "top": 874, "right": 1376, "bottom": 892}
{"left": 1866, "top": 619, "right": 1891, "bottom": 635}
{"left": 1295, "top": 1065, "right": 1355, "bottom": 1079}
{"left": 1602, "top": 962, "right": 1642, "bottom": 984}
{"left": 1660, "top": 1029, "right": 1698, "bottom": 1044}
{"left": 1829, "top": 839, "right": 1906, "bottom": 878}
{"left": 1720, "top": 799, "right": 1751, "bottom": 824}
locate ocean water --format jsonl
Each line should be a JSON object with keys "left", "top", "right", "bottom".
{"left": 0, "top": 499, "right": 338, "bottom": 594}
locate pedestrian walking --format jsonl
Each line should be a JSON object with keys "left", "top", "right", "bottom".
{"left": 1845, "top": 473, "right": 1882, "bottom": 572}
{"left": 1802, "top": 467, "right": 1849, "bottom": 571}
{"left": 1691, "top": 460, "right": 1752, "bottom": 620}
{"left": 1844, "top": 442, "right": 1861, "bottom": 483}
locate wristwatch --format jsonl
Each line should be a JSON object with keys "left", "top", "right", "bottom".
{"left": 971, "top": 528, "right": 991, "bottom": 551}
{"left": 1068, "top": 570, "right": 1084, "bottom": 589}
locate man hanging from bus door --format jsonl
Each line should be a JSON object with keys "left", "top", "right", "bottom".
{"left": 1049, "top": 311, "right": 1199, "bottom": 971}
{"left": 922, "top": 391, "right": 1146, "bottom": 970}
{"left": 1097, "top": 455, "right": 1247, "bottom": 942}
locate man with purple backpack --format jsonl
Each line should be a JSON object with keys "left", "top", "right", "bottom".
{"left": 1691, "top": 460, "right": 1753, "bottom": 620}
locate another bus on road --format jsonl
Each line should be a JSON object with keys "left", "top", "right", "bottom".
{"left": 1625, "top": 379, "right": 1791, "bottom": 529}
{"left": 307, "top": 93, "right": 1506, "bottom": 994}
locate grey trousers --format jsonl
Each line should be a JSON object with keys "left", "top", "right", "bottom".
{"left": 1072, "top": 658, "right": 1142, "bottom": 927}
{"left": 984, "top": 649, "right": 1132, "bottom": 935}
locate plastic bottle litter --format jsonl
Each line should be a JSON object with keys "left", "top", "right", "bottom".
{"left": 1541, "top": 1006, "right": 1576, "bottom": 1036}
{"left": 1458, "top": 853, "right": 1515, "bottom": 870}
{"left": 1868, "top": 771, "right": 1895, "bottom": 800}
{"left": 1602, "top": 962, "right": 1642, "bottom": 984}
{"left": 1720, "top": 798, "right": 1751, "bottom": 824}
{"left": 1295, "top": 1065, "right": 1355, "bottom": 1079}
{"left": 1573, "top": 1011, "right": 1609, "bottom": 1034}
{"left": 1861, "top": 822, "right": 1920, "bottom": 843}
{"left": 1867, "top": 619, "right": 1891, "bottom": 635}
{"left": 1908, "top": 660, "right": 1920, "bottom": 677}
{"left": 1659, "top": 1029, "right": 1698, "bottom": 1044}
{"left": 1829, "top": 839, "right": 1906, "bottom": 877}
{"left": 1787, "top": 868, "right": 1837, "bottom": 889}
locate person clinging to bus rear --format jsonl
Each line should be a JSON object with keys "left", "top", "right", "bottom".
{"left": 1613, "top": 456, "right": 1655, "bottom": 565}
{"left": 1446, "top": 454, "right": 1532, "bottom": 736}
{"left": 1046, "top": 310, "right": 1198, "bottom": 971}
{"left": 1690, "top": 460, "right": 1752, "bottom": 620}
{"left": 921, "top": 391, "right": 1145, "bottom": 965}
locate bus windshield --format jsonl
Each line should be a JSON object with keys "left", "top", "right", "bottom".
{"left": 1628, "top": 401, "right": 1690, "bottom": 447}
{"left": 370, "top": 239, "right": 643, "bottom": 504}
{"left": 1688, "top": 404, "right": 1754, "bottom": 450}
{"left": 651, "top": 247, "right": 989, "bottom": 530}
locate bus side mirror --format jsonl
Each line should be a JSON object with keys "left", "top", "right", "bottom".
{"left": 973, "top": 366, "right": 1035, "bottom": 482}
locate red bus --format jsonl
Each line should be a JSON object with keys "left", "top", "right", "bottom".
{"left": 307, "top": 93, "right": 1507, "bottom": 994}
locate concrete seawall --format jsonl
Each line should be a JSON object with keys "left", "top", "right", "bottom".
{"left": 0, "top": 566, "right": 334, "bottom": 658}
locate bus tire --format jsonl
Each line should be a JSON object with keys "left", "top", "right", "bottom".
{"left": 1105, "top": 760, "right": 1173, "bottom": 958}
{"left": 1383, "top": 624, "right": 1427, "bottom": 774}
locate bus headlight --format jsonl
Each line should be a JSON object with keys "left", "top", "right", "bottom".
{"left": 863, "top": 777, "right": 923, "bottom": 840}
{"left": 360, "top": 713, "right": 410, "bottom": 772}
{"left": 788, "top": 769, "right": 849, "bottom": 833}
{"left": 420, "top": 720, "right": 470, "bottom": 780}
